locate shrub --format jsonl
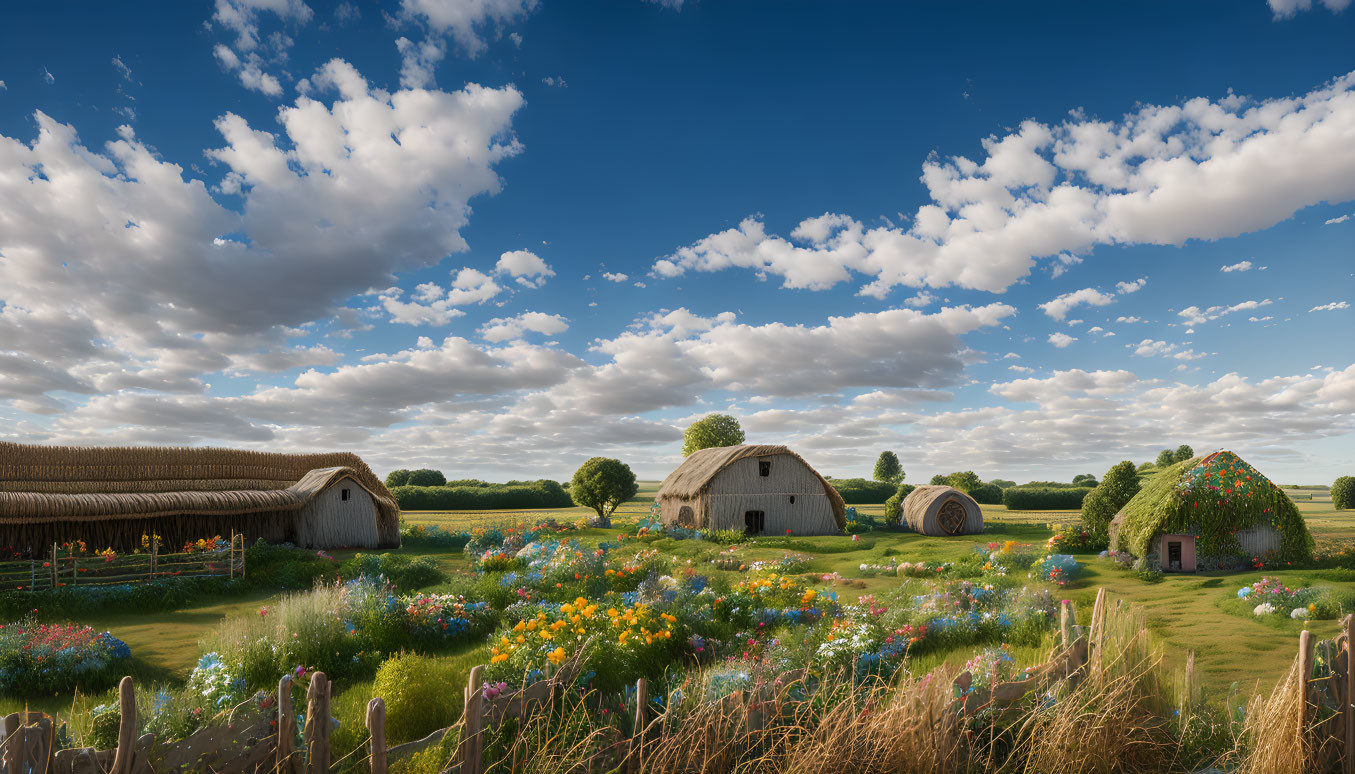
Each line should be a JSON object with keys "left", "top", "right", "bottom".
{"left": 400, "top": 524, "right": 472, "bottom": 550}
{"left": 702, "top": 529, "right": 747, "bottom": 545}
{"left": 391, "top": 480, "right": 573, "bottom": 510}
{"left": 385, "top": 469, "right": 413, "bottom": 488}
{"left": 828, "top": 478, "right": 896, "bottom": 504}
{"left": 88, "top": 702, "right": 122, "bottom": 749}
{"left": 374, "top": 653, "right": 460, "bottom": 744}
{"left": 1333, "top": 476, "right": 1355, "bottom": 510}
{"left": 883, "top": 483, "right": 916, "bottom": 525}
{"left": 969, "top": 482, "right": 1003, "bottom": 505}
{"left": 1081, "top": 461, "right": 1141, "bottom": 540}
{"left": 340, "top": 553, "right": 446, "bottom": 590}
{"left": 0, "top": 618, "right": 131, "bottom": 695}
{"left": 1002, "top": 486, "right": 1094, "bottom": 510}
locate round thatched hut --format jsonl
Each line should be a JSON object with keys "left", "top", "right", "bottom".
{"left": 903, "top": 485, "right": 983, "bottom": 536}
{"left": 1109, "top": 450, "right": 1312, "bottom": 572}
{"left": 656, "top": 445, "right": 844, "bottom": 535}
{"left": 0, "top": 442, "right": 401, "bottom": 552}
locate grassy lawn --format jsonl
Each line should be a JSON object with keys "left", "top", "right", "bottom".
{"left": 5, "top": 487, "right": 1349, "bottom": 719}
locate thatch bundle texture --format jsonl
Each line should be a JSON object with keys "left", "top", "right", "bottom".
{"left": 0, "top": 443, "right": 400, "bottom": 551}
{"left": 1110, "top": 450, "right": 1313, "bottom": 565}
{"left": 656, "top": 445, "right": 845, "bottom": 535}
{"left": 902, "top": 486, "right": 983, "bottom": 536}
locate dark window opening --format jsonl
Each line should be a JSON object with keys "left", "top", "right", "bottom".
{"left": 789, "top": 495, "right": 795, "bottom": 504}
{"left": 759, "top": 460, "right": 771, "bottom": 477}
{"left": 744, "top": 510, "right": 766, "bottom": 535}
{"left": 341, "top": 488, "right": 351, "bottom": 502}
{"left": 1167, "top": 541, "right": 1182, "bottom": 571}
{"left": 678, "top": 506, "right": 695, "bottom": 527}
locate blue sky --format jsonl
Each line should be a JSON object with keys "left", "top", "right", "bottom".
{"left": 0, "top": 0, "right": 1352, "bottom": 483}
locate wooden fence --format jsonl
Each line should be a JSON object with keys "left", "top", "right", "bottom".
{"left": 1298, "top": 614, "right": 1355, "bottom": 773}
{"left": 0, "top": 532, "right": 245, "bottom": 592}
{"left": 11, "top": 587, "right": 1355, "bottom": 773}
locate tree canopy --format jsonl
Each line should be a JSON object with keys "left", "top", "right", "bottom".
{"left": 569, "top": 457, "right": 638, "bottom": 528}
{"left": 406, "top": 468, "right": 446, "bottom": 487}
{"left": 872, "top": 451, "right": 904, "bottom": 485}
{"left": 1334, "top": 476, "right": 1355, "bottom": 510}
{"left": 385, "top": 469, "right": 413, "bottom": 488}
{"left": 681, "top": 414, "right": 746, "bottom": 457}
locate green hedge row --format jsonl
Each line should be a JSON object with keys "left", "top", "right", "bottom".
{"left": 391, "top": 480, "right": 573, "bottom": 510}
{"left": 1001, "top": 486, "right": 1094, "bottom": 510}
{"left": 826, "top": 478, "right": 898, "bottom": 504}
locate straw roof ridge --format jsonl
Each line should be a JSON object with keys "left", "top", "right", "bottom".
{"left": 656, "top": 445, "right": 846, "bottom": 530}
{"left": 1114, "top": 450, "right": 1313, "bottom": 561}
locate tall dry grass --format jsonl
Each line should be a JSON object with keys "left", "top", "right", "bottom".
{"left": 398, "top": 599, "right": 1323, "bottom": 774}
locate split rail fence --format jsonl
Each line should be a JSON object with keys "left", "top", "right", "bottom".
{"left": 0, "top": 532, "right": 246, "bottom": 592}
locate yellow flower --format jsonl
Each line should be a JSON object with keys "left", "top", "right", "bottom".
{"left": 619, "top": 631, "right": 629, "bottom": 644}
{"left": 547, "top": 647, "right": 566, "bottom": 665}
{"left": 607, "top": 608, "right": 619, "bottom": 618}
{"left": 491, "top": 653, "right": 509, "bottom": 664}
{"left": 513, "top": 621, "right": 526, "bottom": 632}
{"left": 526, "top": 620, "right": 538, "bottom": 631}
{"left": 662, "top": 613, "right": 677, "bottom": 623}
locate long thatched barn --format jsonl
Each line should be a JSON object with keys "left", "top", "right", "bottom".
{"left": 655, "top": 445, "right": 845, "bottom": 535}
{"left": 0, "top": 442, "right": 400, "bottom": 553}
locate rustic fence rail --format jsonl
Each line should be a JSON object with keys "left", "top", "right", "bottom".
{"left": 0, "top": 532, "right": 245, "bottom": 593}
{"left": 8, "top": 587, "right": 1353, "bottom": 773}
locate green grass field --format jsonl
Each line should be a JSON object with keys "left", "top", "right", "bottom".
{"left": 6, "top": 484, "right": 1350, "bottom": 721}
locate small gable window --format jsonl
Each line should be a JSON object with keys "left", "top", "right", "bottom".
{"left": 759, "top": 460, "right": 771, "bottom": 477}
{"left": 341, "top": 488, "right": 351, "bottom": 502}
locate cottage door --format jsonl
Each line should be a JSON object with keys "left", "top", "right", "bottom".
{"left": 1167, "top": 541, "right": 1182, "bottom": 571}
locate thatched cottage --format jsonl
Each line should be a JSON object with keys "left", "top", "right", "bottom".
{"left": 902, "top": 485, "right": 984, "bottom": 536}
{"left": 0, "top": 442, "right": 400, "bottom": 552}
{"left": 1109, "top": 450, "right": 1313, "bottom": 572}
{"left": 655, "top": 445, "right": 844, "bottom": 535}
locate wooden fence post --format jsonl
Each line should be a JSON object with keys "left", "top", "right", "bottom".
{"left": 629, "top": 677, "right": 647, "bottom": 771}
{"left": 304, "top": 672, "right": 331, "bottom": 774}
{"left": 1299, "top": 630, "right": 1314, "bottom": 740}
{"left": 1060, "top": 600, "right": 1074, "bottom": 647}
{"left": 150, "top": 537, "right": 157, "bottom": 580}
{"left": 277, "top": 674, "right": 295, "bottom": 774}
{"left": 50, "top": 544, "right": 57, "bottom": 588}
{"left": 229, "top": 530, "right": 235, "bottom": 580}
{"left": 461, "top": 666, "right": 484, "bottom": 774}
{"left": 1344, "top": 614, "right": 1354, "bottom": 774}
{"left": 109, "top": 676, "right": 136, "bottom": 774}
{"left": 367, "top": 698, "right": 387, "bottom": 774}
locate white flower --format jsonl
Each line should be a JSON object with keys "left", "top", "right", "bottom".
{"left": 1290, "top": 607, "right": 1310, "bottom": 619}
{"left": 1253, "top": 602, "right": 1276, "bottom": 616}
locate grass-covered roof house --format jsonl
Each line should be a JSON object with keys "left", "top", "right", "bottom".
{"left": 1109, "top": 450, "right": 1313, "bottom": 571}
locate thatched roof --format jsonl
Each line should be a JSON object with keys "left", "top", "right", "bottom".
{"left": 902, "top": 485, "right": 983, "bottom": 536}
{"left": 656, "top": 445, "right": 846, "bottom": 530}
{"left": 1113, "top": 450, "right": 1313, "bottom": 562}
{"left": 0, "top": 443, "right": 399, "bottom": 525}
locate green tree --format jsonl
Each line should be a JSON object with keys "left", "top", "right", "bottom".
{"left": 1333, "top": 476, "right": 1355, "bottom": 510}
{"left": 406, "top": 469, "right": 446, "bottom": 487}
{"left": 1080, "top": 460, "right": 1141, "bottom": 541}
{"left": 929, "top": 474, "right": 947, "bottom": 485}
{"left": 884, "top": 483, "right": 916, "bottom": 526}
{"left": 1072, "top": 473, "right": 1099, "bottom": 487}
{"left": 681, "top": 414, "right": 746, "bottom": 457}
{"left": 1174, "top": 444, "right": 1195, "bottom": 463}
{"left": 385, "top": 469, "right": 413, "bottom": 488}
{"left": 944, "top": 471, "right": 982, "bottom": 493}
{"left": 1155, "top": 449, "right": 1176, "bottom": 468}
{"left": 569, "top": 457, "right": 638, "bottom": 528}
{"left": 990, "top": 479, "right": 1016, "bottom": 489}
{"left": 872, "top": 451, "right": 904, "bottom": 485}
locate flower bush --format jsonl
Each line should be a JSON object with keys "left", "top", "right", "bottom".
{"left": 486, "top": 596, "right": 683, "bottom": 692}
{"left": 1029, "top": 554, "right": 1080, "bottom": 587}
{"left": 1045, "top": 526, "right": 1108, "bottom": 553}
{"left": 0, "top": 618, "right": 131, "bottom": 695}
{"left": 1236, "top": 577, "right": 1341, "bottom": 619}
